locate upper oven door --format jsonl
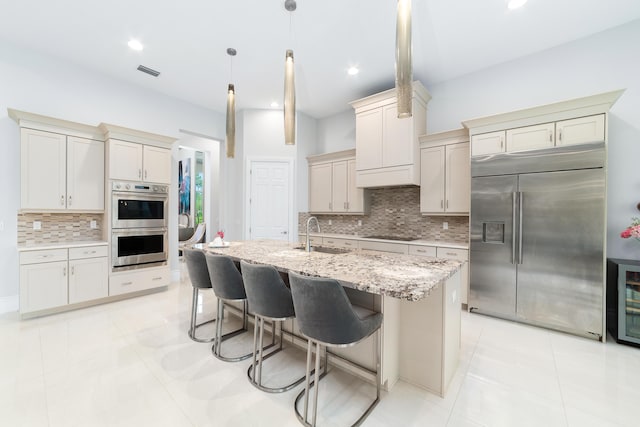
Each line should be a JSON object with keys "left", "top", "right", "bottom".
{"left": 112, "top": 192, "right": 168, "bottom": 229}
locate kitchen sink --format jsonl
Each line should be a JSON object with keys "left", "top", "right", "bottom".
{"left": 293, "top": 246, "right": 352, "bottom": 254}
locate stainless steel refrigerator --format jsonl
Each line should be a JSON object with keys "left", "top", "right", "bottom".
{"left": 469, "top": 143, "right": 606, "bottom": 340}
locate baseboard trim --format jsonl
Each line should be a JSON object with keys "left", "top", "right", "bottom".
{"left": 0, "top": 295, "right": 19, "bottom": 314}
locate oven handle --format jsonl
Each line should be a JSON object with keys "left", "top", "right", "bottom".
{"left": 112, "top": 227, "right": 168, "bottom": 235}
{"left": 112, "top": 192, "right": 168, "bottom": 200}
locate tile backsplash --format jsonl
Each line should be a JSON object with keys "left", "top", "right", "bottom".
{"left": 299, "top": 186, "right": 469, "bottom": 244}
{"left": 17, "top": 213, "right": 104, "bottom": 246}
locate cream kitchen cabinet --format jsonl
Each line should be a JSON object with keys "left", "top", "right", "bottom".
{"left": 109, "top": 266, "right": 170, "bottom": 296}
{"left": 419, "top": 130, "right": 470, "bottom": 215}
{"left": 308, "top": 149, "right": 370, "bottom": 214}
{"left": 409, "top": 243, "right": 469, "bottom": 305}
{"left": 469, "top": 114, "right": 607, "bottom": 156}
{"left": 350, "top": 81, "right": 431, "bottom": 188}
{"left": 19, "top": 243, "right": 108, "bottom": 315}
{"left": 322, "top": 237, "right": 358, "bottom": 250}
{"left": 20, "top": 128, "right": 104, "bottom": 211}
{"left": 108, "top": 139, "right": 171, "bottom": 184}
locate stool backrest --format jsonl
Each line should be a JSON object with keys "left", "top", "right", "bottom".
{"left": 205, "top": 253, "right": 246, "bottom": 300}
{"left": 240, "top": 261, "right": 295, "bottom": 319}
{"left": 289, "top": 272, "right": 372, "bottom": 345}
{"left": 184, "top": 249, "right": 212, "bottom": 289}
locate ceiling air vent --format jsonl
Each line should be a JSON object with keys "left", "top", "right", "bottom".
{"left": 137, "top": 65, "right": 160, "bottom": 77}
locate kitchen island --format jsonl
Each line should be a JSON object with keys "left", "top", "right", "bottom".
{"left": 195, "top": 239, "right": 463, "bottom": 396}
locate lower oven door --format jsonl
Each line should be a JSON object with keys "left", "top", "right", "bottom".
{"left": 112, "top": 228, "right": 168, "bottom": 270}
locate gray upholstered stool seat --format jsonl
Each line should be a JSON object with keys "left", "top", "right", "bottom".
{"left": 183, "top": 249, "right": 216, "bottom": 343}
{"left": 240, "top": 261, "right": 306, "bottom": 393}
{"left": 289, "top": 272, "right": 383, "bottom": 427}
{"left": 205, "top": 253, "right": 253, "bottom": 362}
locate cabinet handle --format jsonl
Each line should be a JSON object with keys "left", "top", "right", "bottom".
{"left": 68, "top": 195, "right": 72, "bottom": 206}
{"left": 446, "top": 200, "right": 449, "bottom": 209}
{"left": 145, "top": 170, "right": 148, "bottom": 179}
{"left": 61, "top": 195, "right": 65, "bottom": 206}
{"left": 329, "top": 202, "right": 332, "bottom": 210}
{"left": 446, "top": 252, "right": 457, "bottom": 256}
{"left": 121, "top": 281, "right": 133, "bottom": 286}
{"left": 500, "top": 137, "right": 504, "bottom": 149}
{"left": 440, "top": 200, "right": 444, "bottom": 208}
{"left": 344, "top": 202, "right": 347, "bottom": 209}
{"left": 84, "top": 250, "right": 97, "bottom": 255}
{"left": 71, "top": 266, "right": 74, "bottom": 275}
{"left": 139, "top": 169, "right": 142, "bottom": 178}
{"left": 416, "top": 249, "right": 426, "bottom": 253}
{"left": 549, "top": 131, "right": 553, "bottom": 142}
{"left": 152, "top": 276, "right": 162, "bottom": 281}
{"left": 326, "top": 240, "right": 334, "bottom": 244}
{"left": 38, "top": 255, "right": 51, "bottom": 259}
{"left": 558, "top": 129, "right": 563, "bottom": 142}
{"left": 346, "top": 202, "right": 349, "bottom": 210}
{"left": 62, "top": 267, "right": 66, "bottom": 276}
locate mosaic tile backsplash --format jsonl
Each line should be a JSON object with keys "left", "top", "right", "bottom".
{"left": 299, "top": 186, "right": 469, "bottom": 244}
{"left": 18, "top": 213, "right": 104, "bottom": 246}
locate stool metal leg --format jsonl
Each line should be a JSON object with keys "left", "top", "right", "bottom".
{"left": 211, "top": 298, "right": 253, "bottom": 362}
{"left": 188, "top": 287, "right": 215, "bottom": 343}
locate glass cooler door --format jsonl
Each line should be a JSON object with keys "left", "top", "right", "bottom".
{"left": 621, "top": 266, "right": 640, "bottom": 344}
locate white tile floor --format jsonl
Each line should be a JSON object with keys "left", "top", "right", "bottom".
{"left": 2, "top": 267, "right": 639, "bottom": 427}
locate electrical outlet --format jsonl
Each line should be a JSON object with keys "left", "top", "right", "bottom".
{"left": 33, "top": 221, "right": 41, "bottom": 230}
{"left": 443, "top": 221, "right": 448, "bottom": 230}
{"left": 90, "top": 220, "right": 97, "bottom": 229}
{"left": 328, "top": 220, "right": 332, "bottom": 225}
{"left": 357, "top": 219, "right": 362, "bottom": 227}
{"left": 452, "top": 290, "right": 457, "bottom": 304}
{"left": 0, "top": 221, "right": 4, "bottom": 231}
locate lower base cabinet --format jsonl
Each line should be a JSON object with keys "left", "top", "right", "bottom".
{"left": 109, "top": 266, "right": 170, "bottom": 296}
{"left": 19, "top": 244, "right": 108, "bottom": 314}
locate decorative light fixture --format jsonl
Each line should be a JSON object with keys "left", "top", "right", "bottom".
{"left": 395, "top": 0, "right": 413, "bottom": 118}
{"left": 507, "top": 0, "right": 528, "bottom": 10}
{"left": 226, "top": 48, "right": 237, "bottom": 158}
{"left": 284, "top": 0, "right": 297, "bottom": 145}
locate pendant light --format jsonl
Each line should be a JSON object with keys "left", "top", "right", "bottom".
{"left": 226, "top": 48, "right": 237, "bottom": 158}
{"left": 395, "top": 0, "right": 413, "bottom": 118}
{"left": 284, "top": 0, "right": 296, "bottom": 145}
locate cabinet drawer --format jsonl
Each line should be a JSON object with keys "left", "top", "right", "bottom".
{"left": 506, "top": 123, "right": 555, "bottom": 152}
{"left": 436, "top": 247, "right": 468, "bottom": 261}
{"left": 409, "top": 245, "right": 437, "bottom": 257}
{"left": 109, "top": 267, "right": 170, "bottom": 296}
{"left": 69, "top": 245, "right": 108, "bottom": 260}
{"left": 322, "top": 237, "right": 358, "bottom": 249}
{"left": 359, "top": 240, "right": 408, "bottom": 254}
{"left": 20, "top": 249, "right": 68, "bottom": 265}
{"left": 471, "top": 131, "right": 505, "bottom": 156}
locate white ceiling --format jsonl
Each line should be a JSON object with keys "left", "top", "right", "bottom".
{"left": 1, "top": 0, "right": 640, "bottom": 119}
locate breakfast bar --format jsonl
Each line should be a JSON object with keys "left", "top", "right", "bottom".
{"left": 196, "top": 239, "right": 463, "bottom": 396}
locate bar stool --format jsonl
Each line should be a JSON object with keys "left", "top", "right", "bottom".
{"left": 183, "top": 248, "right": 215, "bottom": 343}
{"left": 289, "top": 272, "right": 383, "bottom": 427}
{"left": 204, "top": 253, "right": 253, "bottom": 362}
{"left": 240, "top": 260, "right": 306, "bottom": 393}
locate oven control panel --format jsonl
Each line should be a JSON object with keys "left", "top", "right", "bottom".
{"left": 112, "top": 181, "right": 168, "bottom": 194}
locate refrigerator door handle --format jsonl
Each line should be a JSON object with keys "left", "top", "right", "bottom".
{"left": 512, "top": 191, "right": 518, "bottom": 264}
{"left": 518, "top": 191, "right": 524, "bottom": 264}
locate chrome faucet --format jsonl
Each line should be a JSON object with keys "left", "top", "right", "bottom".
{"left": 305, "top": 216, "right": 320, "bottom": 252}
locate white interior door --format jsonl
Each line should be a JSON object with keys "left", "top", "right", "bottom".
{"left": 249, "top": 160, "right": 291, "bottom": 240}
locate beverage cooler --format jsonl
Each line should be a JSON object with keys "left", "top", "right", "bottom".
{"left": 607, "top": 258, "right": 640, "bottom": 346}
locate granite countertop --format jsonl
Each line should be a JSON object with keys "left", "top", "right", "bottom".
{"left": 17, "top": 241, "right": 108, "bottom": 252}
{"left": 299, "top": 232, "right": 469, "bottom": 250}
{"left": 195, "top": 239, "right": 462, "bottom": 302}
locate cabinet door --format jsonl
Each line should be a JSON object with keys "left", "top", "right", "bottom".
{"left": 66, "top": 137, "right": 104, "bottom": 210}
{"left": 355, "top": 108, "right": 383, "bottom": 170}
{"left": 20, "top": 128, "right": 66, "bottom": 209}
{"left": 309, "top": 163, "right": 332, "bottom": 213}
{"left": 382, "top": 103, "right": 413, "bottom": 167}
{"left": 109, "top": 139, "right": 142, "bottom": 181}
{"left": 556, "top": 114, "right": 605, "bottom": 147}
{"left": 420, "top": 146, "right": 445, "bottom": 213}
{"left": 143, "top": 145, "right": 171, "bottom": 184}
{"left": 20, "top": 261, "right": 68, "bottom": 313}
{"left": 436, "top": 247, "right": 469, "bottom": 305}
{"left": 69, "top": 257, "right": 108, "bottom": 304}
{"left": 506, "top": 123, "right": 554, "bottom": 152}
{"left": 331, "top": 161, "right": 348, "bottom": 213}
{"left": 471, "top": 131, "right": 505, "bottom": 156}
{"left": 445, "top": 142, "right": 470, "bottom": 213}
{"left": 346, "top": 159, "right": 364, "bottom": 213}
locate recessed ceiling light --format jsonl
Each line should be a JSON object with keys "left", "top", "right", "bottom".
{"left": 507, "top": 0, "right": 528, "bottom": 10}
{"left": 270, "top": 101, "right": 279, "bottom": 108}
{"left": 347, "top": 66, "right": 360, "bottom": 76}
{"left": 128, "top": 39, "right": 144, "bottom": 51}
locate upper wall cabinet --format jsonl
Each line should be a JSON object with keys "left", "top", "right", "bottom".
{"left": 419, "top": 129, "right": 470, "bottom": 215}
{"left": 463, "top": 90, "right": 624, "bottom": 157}
{"left": 100, "top": 123, "right": 174, "bottom": 184}
{"left": 350, "top": 81, "right": 431, "bottom": 188}
{"left": 307, "top": 149, "right": 370, "bottom": 215}
{"left": 11, "top": 111, "right": 105, "bottom": 212}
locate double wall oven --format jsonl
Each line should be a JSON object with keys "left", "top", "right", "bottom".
{"left": 111, "top": 181, "right": 168, "bottom": 271}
